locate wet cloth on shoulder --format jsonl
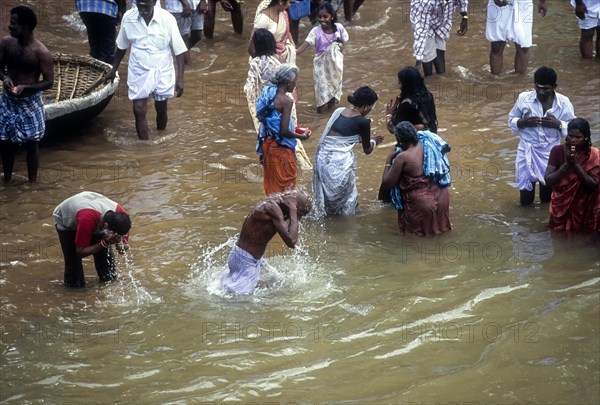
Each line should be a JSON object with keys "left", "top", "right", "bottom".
{"left": 390, "top": 130, "right": 451, "bottom": 211}
{"left": 222, "top": 244, "right": 267, "bottom": 294}
{"left": 0, "top": 91, "right": 45, "bottom": 143}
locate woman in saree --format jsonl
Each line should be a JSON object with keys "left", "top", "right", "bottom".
{"left": 249, "top": 0, "right": 296, "bottom": 64}
{"left": 380, "top": 121, "right": 451, "bottom": 236}
{"left": 244, "top": 29, "right": 281, "bottom": 133}
{"left": 544, "top": 117, "right": 600, "bottom": 232}
{"left": 250, "top": 0, "right": 314, "bottom": 168}
{"left": 256, "top": 63, "right": 312, "bottom": 195}
{"left": 312, "top": 87, "right": 384, "bottom": 218}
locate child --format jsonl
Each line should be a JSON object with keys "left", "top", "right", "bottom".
{"left": 297, "top": 2, "right": 349, "bottom": 114}
{"left": 244, "top": 29, "right": 281, "bottom": 133}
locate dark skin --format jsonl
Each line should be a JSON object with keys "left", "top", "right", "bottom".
{"left": 75, "top": 225, "right": 128, "bottom": 258}
{"left": 105, "top": 0, "right": 185, "bottom": 140}
{"left": 489, "top": 0, "right": 547, "bottom": 75}
{"left": 544, "top": 128, "right": 598, "bottom": 190}
{"left": 574, "top": 0, "right": 599, "bottom": 59}
{"left": 381, "top": 137, "right": 424, "bottom": 191}
{"left": 416, "top": 14, "right": 468, "bottom": 76}
{"left": 516, "top": 83, "right": 561, "bottom": 131}
{"left": 343, "top": 0, "right": 365, "bottom": 22}
{"left": 274, "top": 76, "right": 312, "bottom": 141}
{"left": 0, "top": 12, "right": 54, "bottom": 183}
{"left": 248, "top": 1, "right": 291, "bottom": 59}
{"left": 237, "top": 191, "right": 311, "bottom": 260}
{"left": 328, "top": 105, "right": 383, "bottom": 154}
{"left": 202, "top": 0, "right": 243, "bottom": 40}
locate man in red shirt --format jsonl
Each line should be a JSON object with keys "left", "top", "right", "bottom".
{"left": 53, "top": 191, "right": 131, "bottom": 287}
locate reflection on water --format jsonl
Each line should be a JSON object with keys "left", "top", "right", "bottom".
{"left": 1, "top": 0, "right": 599, "bottom": 403}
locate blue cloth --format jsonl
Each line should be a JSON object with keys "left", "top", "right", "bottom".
{"left": 76, "top": 0, "right": 119, "bottom": 18}
{"left": 0, "top": 91, "right": 45, "bottom": 143}
{"left": 391, "top": 130, "right": 451, "bottom": 211}
{"left": 255, "top": 85, "right": 296, "bottom": 162}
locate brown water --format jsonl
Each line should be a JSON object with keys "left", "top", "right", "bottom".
{"left": 1, "top": 0, "right": 599, "bottom": 403}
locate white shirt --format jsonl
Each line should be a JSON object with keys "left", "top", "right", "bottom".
{"left": 164, "top": 0, "right": 200, "bottom": 13}
{"left": 117, "top": 6, "right": 188, "bottom": 58}
{"left": 508, "top": 90, "right": 575, "bottom": 148}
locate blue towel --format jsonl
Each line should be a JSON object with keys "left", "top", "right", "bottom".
{"left": 391, "top": 130, "right": 451, "bottom": 211}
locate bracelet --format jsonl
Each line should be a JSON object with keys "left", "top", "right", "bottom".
{"left": 385, "top": 163, "right": 392, "bottom": 168}
{"left": 462, "top": 16, "right": 468, "bottom": 19}
{"left": 370, "top": 139, "right": 376, "bottom": 148}
{"left": 100, "top": 239, "right": 109, "bottom": 249}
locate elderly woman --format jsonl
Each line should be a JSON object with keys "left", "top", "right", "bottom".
{"left": 255, "top": 63, "right": 311, "bottom": 195}
{"left": 380, "top": 122, "right": 451, "bottom": 236}
{"left": 312, "top": 86, "right": 383, "bottom": 218}
{"left": 544, "top": 118, "right": 600, "bottom": 232}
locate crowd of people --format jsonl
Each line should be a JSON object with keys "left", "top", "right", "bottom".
{"left": 0, "top": 1, "right": 599, "bottom": 294}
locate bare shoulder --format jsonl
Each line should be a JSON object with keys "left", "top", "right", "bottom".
{"left": 0, "top": 35, "right": 16, "bottom": 49}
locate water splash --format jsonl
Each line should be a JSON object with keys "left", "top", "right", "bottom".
{"left": 101, "top": 247, "right": 161, "bottom": 309}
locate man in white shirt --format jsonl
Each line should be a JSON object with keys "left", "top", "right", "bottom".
{"left": 508, "top": 66, "right": 576, "bottom": 206}
{"left": 106, "top": 0, "right": 187, "bottom": 140}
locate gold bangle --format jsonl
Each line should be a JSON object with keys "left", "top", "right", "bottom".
{"left": 385, "top": 163, "right": 392, "bottom": 167}
{"left": 100, "top": 239, "right": 108, "bottom": 249}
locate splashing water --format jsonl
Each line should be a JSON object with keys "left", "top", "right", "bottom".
{"left": 184, "top": 230, "right": 339, "bottom": 304}
{"left": 101, "top": 247, "right": 161, "bottom": 309}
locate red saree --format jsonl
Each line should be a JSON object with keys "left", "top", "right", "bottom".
{"left": 548, "top": 146, "right": 600, "bottom": 232}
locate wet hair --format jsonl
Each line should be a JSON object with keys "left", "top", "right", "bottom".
{"left": 347, "top": 86, "right": 378, "bottom": 107}
{"left": 394, "top": 121, "right": 419, "bottom": 146}
{"left": 11, "top": 6, "right": 37, "bottom": 31}
{"left": 568, "top": 117, "right": 592, "bottom": 149}
{"left": 105, "top": 211, "right": 132, "bottom": 236}
{"left": 272, "top": 63, "right": 298, "bottom": 86}
{"left": 534, "top": 66, "right": 557, "bottom": 87}
{"left": 397, "top": 66, "right": 438, "bottom": 133}
{"left": 318, "top": 2, "right": 339, "bottom": 32}
{"left": 253, "top": 28, "right": 277, "bottom": 57}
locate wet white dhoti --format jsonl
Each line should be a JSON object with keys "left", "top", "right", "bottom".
{"left": 128, "top": 46, "right": 175, "bottom": 101}
{"left": 222, "top": 244, "right": 266, "bottom": 294}
{"left": 486, "top": 0, "right": 534, "bottom": 47}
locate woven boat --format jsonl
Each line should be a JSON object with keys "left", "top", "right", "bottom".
{"left": 43, "top": 53, "right": 119, "bottom": 139}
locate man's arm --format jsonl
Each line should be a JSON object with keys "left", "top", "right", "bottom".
{"left": 268, "top": 200, "right": 299, "bottom": 249}
{"left": 106, "top": 48, "right": 127, "bottom": 82}
{"left": 174, "top": 52, "right": 185, "bottom": 97}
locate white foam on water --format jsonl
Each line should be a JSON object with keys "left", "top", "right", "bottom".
{"left": 184, "top": 234, "right": 338, "bottom": 304}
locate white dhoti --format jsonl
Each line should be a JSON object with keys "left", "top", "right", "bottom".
{"left": 221, "top": 244, "right": 266, "bottom": 294}
{"left": 514, "top": 140, "right": 555, "bottom": 190}
{"left": 127, "top": 45, "right": 175, "bottom": 101}
{"left": 486, "top": 0, "right": 534, "bottom": 47}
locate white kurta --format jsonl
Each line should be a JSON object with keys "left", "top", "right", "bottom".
{"left": 117, "top": 7, "right": 187, "bottom": 100}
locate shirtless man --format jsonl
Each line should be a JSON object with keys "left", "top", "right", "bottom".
{"left": 0, "top": 6, "right": 54, "bottom": 183}
{"left": 221, "top": 190, "right": 312, "bottom": 294}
